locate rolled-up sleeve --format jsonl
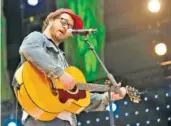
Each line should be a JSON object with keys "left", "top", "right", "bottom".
{"left": 19, "top": 31, "right": 64, "bottom": 78}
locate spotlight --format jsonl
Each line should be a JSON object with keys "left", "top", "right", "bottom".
{"left": 144, "top": 97, "right": 148, "bottom": 101}
{"left": 105, "top": 116, "right": 109, "bottom": 120}
{"left": 135, "top": 111, "right": 139, "bottom": 115}
{"left": 27, "top": 0, "right": 39, "bottom": 6}
{"left": 5, "top": 119, "right": 20, "bottom": 126}
{"left": 148, "top": 0, "right": 161, "bottom": 13}
{"left": 77, "top": 122, "right": 81, "bottom": 126}
{"left": 106, "top": 102, "right": 117, "bottom": 112}
{"left": 145, "top": 108, "right": 149, "bottom": 112}
{"left": 154, "top": 94, "right": 158, "bottom": 99}
{"left": 156, "top": 107, "right": 160, "bottom": 111}
{"left": 125, "top": 112, "right": 129, "bottom": 116}
{"left": 155, "top": 43, "right": 167, "bottom": 56}
{"left": 157, "top": 118, "right": 161, "bottom": 122}
{"left": 8, "top": 122, "right": 17, "bottom": 126}
{"left": 136, "top": 123, "right": 140, "bottom": 126}
{"left": 115, "top": 115, "right": 119, "bottom": 118}
{"left": 146, "top": 120, "right": 150, "bottom": 124}
{"left": 167, "top": 105, "right": 170, "bottom": 109}
{"left": 124, "top": 101, "right": 128, "bottom": 105}
{"left": 96, "top": 118, "right": 100, "bottom": 122}
{"left": 86, "top": 120, "right": 90, "bottom": 124}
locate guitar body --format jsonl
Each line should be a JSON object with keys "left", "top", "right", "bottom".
{"left": 14, "top": 62, "right": 90, "bottom": 121}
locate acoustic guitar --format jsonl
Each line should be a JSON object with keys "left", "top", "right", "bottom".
{"left": 14, "top": 61, "right": 141, "bottom": 121}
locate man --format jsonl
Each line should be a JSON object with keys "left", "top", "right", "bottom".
{"left": 13, "top": 8, "right": 127, "bottom": 126}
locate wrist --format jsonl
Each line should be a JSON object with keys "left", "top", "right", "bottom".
{"left": 57, "top": 72, "right": 65, "bottom": 79}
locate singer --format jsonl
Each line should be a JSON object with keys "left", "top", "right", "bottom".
{"left": 12, "top": 8, "right": 127, "bottom": 126}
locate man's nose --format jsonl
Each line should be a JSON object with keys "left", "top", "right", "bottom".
{"left": 62, "top": 25, "right": 68, "bottom": 30}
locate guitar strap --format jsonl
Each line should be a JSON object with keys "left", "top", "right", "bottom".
{"left": 11, "top": 61, "right": 22, "bottom": 124}
{"left": 12, "top": 61, "right": 22, "bottom": 90}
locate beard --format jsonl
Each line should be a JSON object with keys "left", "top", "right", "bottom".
{"left": 49, "top": 23, "right": 66, "bottom": 44}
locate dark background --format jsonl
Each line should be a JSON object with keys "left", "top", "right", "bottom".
{"left": 2, "top": 0, "right": 171, "bottom": 126}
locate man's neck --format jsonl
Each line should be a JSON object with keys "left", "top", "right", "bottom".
{"left": 43, "top": 29, "right": 60, "bottom": 46}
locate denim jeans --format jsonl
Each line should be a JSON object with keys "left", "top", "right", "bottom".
{"left": 24, "top": 116, "right": 71, "bottom": 126}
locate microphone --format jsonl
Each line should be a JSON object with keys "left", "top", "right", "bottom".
{"left": 67, "top": 29, "right": 97, "bottom": 36}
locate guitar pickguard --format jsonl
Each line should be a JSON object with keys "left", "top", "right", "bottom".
{"left": 58, "top": 89, "right": 86, "bottom": 103}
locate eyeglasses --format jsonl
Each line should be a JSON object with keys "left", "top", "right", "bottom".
{"left": 58, "top": 17, "right": 73, "bottom": 29}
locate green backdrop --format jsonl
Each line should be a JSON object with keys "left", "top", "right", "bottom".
{"left": 57, "top": 0, "right": 105, "bottom": 83}
{"left": 1, "top": 5, "right": 14, "bottom": 102}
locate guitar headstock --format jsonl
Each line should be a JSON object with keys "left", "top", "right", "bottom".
{"left": 126, "top": 86, "right": 141, "bottom": 103}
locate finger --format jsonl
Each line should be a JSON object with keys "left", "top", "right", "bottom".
{"left": 112, "top": 93, "right": 119, "bottom": 97}
{"left": 105, "top": 80, "right": 111, "bottom": 85}
{"left": 107, "top": 81, "right": 111, "bottom": 84}
{"left": 112, "top": 95, "right": 121, "bottom": 100}
{"left": 117, "top": 82, "right": 121, "bottom": 87}
{"left": 105, "top": 80, "right": 110, "bottom": 82}
{"left": 71, "top": 83, "right": 75, "bottom": 89}
{"left": 70, "top": 84, "right": 75, "bottom": 90}
{"left": 125, "top": 86, "right": 129, "bottom": 93}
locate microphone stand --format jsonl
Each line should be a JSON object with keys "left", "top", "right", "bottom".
{"left": 83, "top": 36, "right": 121, "bottom": 126}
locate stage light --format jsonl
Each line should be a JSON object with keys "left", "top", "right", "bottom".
{"left": 155, "top": 43, "right": 167, "bottom": 56}
{"left": 144, "top": 97, "right": 148, "bottom": 101}
{"left": 96, "top": 118, "right": 100, "bottom": 122}
{"left": 125, "top": 112, "right": 129, "bottom": 116}
{"left": 77, "top": 122, "right": 81, "bottom": 126}
{"left": 148, "top": 0, "right": 160, "bottom": 13}
{"left": 106, "top": 102, "right": 117, "bottom": 112}
{"left": 154, "top": 94, "right": 158, "bottom": 99}
{"left": 136, "top": 123, "right": 140, "bottom": 126}
{"left": 146, "top": 120, "right": 150, "bottom": 124}
{"left": 5, "top": 119, "right": 20, "bottom": 126}
{"left": 86, "top": 120, "right": 90, "bottom": 124}
{"left": 115, "top": 114, "right": 119, "bottom": 119}
{"left": 156, "top": 107, "right": 160, "bottom": 111}
{"left": 157, "top": 118, "right": 161, "bottom": 122}
{"left": 167, "top": 105, "right": 170, "bottom": 109}
{"left": 8, "top": 122, "right": 17, "bottom": 126}
{"left": 105, "top": 116, "right": 109, "bottom": 120}
{"left": 27, "top": 0, "right": 39, "bottom": 6}
{"left": 135, "top": 111, "right": 139, "bottom": 115}
{"left": 124, "top": 101, "right": 128, "bottom": 105}
{"left": 145, "top": 108, "right": 149, "bottom": 112}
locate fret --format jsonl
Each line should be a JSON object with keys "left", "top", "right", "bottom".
{"left": 76, "top": 83, "right": 117, "bottom": 92}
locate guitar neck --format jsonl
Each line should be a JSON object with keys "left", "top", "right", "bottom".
{"left": 77, "top": 83, "right": 119, "bottom": 92}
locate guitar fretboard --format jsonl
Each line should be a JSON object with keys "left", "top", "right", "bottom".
{"left": 76, "top": 83, "right": 141, "bottom": 103}
{"left": 77, "top": 83, "right": 119, "bottom": 92}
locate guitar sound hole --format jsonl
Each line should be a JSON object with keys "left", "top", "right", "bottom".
{"left": 69, "top": 86, "right": 78, "bottom": 93}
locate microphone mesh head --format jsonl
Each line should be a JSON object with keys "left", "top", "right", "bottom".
{"left": 66, "top": 29, "right": 73, "bottom": 36}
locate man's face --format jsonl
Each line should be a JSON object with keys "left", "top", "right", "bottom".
{"left": 49, "top": 13, "right": 74, "bottom": 42}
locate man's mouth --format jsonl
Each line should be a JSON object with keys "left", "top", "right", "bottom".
{"left": 59, "top": 30, "right": 65, "bottom": 35}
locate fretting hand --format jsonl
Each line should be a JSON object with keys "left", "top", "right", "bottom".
{"left": 103, "top": 80, "right": 127, "bottom": 104}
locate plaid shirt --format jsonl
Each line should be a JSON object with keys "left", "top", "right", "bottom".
{"left": 16, "top": 31, "right": 108, "bottom": 126}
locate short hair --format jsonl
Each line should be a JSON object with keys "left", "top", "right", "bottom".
{"left": 42, "top": 12, "right": 61, "bottom": 31}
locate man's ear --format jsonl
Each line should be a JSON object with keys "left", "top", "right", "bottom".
{"left": 48, "top": 18, "right": 54, "bottom": 25}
